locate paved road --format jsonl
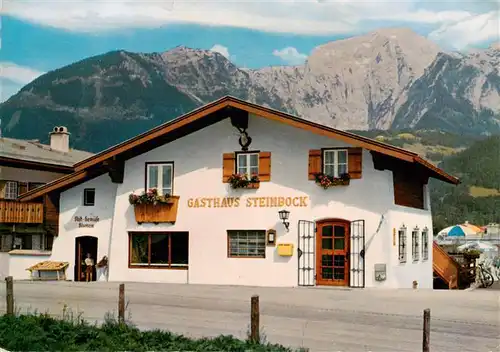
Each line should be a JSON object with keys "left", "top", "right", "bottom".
{"left": 0, "top": 281, "right": 499, "bottom": 352}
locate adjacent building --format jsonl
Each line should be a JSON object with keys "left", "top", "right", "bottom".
{"left": 17, "top": 97, "right": 459, "bottom": 288}
{"left": 0, "top": 127, "right": 92, "bottom": 278}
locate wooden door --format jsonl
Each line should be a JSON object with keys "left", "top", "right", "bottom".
{"left": 76, "top": 239, "right": 84, "bottom": 281}
{"left": 74, "top": 236, "right": 98, "bottom": 282}
{"left": 316, "top": 221, "right": 350, "bottom": 286}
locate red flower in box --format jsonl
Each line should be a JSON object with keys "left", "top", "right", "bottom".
{"left": 228, "top": 173, "right": 260, "bottom": 189}
{"left": 314, "top": 172, "right": 350, "bottom": 189}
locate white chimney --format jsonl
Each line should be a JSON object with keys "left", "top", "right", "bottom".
{"left": 49, "top": 126, "right": 70, "bottom": 153}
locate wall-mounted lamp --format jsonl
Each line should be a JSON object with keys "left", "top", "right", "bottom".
{"left": 278, "top": 209, "right": 290, "bottom": 232}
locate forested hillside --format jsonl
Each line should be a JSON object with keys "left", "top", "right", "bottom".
{"left": 429, "top": 135, "right": 500, "bottom": 232}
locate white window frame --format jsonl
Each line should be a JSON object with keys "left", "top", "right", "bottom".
{"left": 236, "top": 152, "right": 259, "bottom": 177}
{"left": 412, "top": 228, "right": 420, "bottom": 261}
{"left": 146, "top": 163, "right": 173, "bottom": 196}
{"left": 227, "top": 230, "right": 266, "bottom": 258}
{"left": 323, "top": 149, "right": 348, "bottom": 177}
{"left": 421, "top": 228, "right": 429, "bottom": 261}
{"left": 4, "top": 181, "right": 18, "bottom": 199}
{"left": 398, "top": 226, "right": 407, "bottom": 263}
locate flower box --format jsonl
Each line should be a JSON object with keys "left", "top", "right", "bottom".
{"left": 314, "top": 172, "right": 351, "bottom": 189}
{"left": 134, "top": 196, "right": 180, "bottom": 224}
{"left": 227, "top": 173, "right": 260, "bottom": 189}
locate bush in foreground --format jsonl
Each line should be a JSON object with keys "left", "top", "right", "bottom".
{"left": 0, "top": 314, "right": 303, "bottom": 351}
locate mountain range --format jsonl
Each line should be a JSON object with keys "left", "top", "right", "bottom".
{"left": 1, "top": 28, "right": 499, "bottom": 152}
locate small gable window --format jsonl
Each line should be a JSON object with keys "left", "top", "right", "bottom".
{"left": 237, "top": 152, "right": 259, "bottom": 177}
{"left": 323, "top": 149, "right": 348, "bottom": 177}
{"left": 146, "top": 162, "right": 173, "bottom": 196}
{"left": 83, "top": 188, "right": 95, "bottom": 206}
{"left": 222, "top": 152, "right": 271, "bottom": 183}
{"left": 308, "top": 147, "right": 362, "bottom": 181}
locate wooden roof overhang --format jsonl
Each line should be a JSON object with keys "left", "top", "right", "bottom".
{"left": 19, "top": 96, "right": 459, "bottom": 202}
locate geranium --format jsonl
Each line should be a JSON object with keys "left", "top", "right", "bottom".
{"left": 314, "top": 172, "right": 350, "bottom": 189}
{"left": 128, "top": 188, "right": 172, "bottom": 205}
{"left": 228, "top": 173, "right": 260, "bottom": 189}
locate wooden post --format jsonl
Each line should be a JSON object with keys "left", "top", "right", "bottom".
{"left": 6, "top": 276, "right": 14, "bottom": 316}
{"left": 250, "top": 295, "right": 260, "bottom": 343}
{"left": 118, "top": 283, "right": 125, "bottom": 323}
{"left": 422, "top": 308, "right": 430, "bottom": 352}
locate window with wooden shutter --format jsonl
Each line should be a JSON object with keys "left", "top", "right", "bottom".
{"left": 258, "top": 152, "right": 271, "bottom": 182}
{"left": 222, "top": 153, "right": 236, "bottom": 182}
{"left": 308, "top": 150, "right": 321, "bottom": 180}
{"left": 347, "top": 147, "right": 362, "bottom": 179}
{"left": 309, "top": 148, "right": 363, "bottom": 181}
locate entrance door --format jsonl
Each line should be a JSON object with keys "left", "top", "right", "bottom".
{"left": 316, "top": 220, "right": 350, "bottom": 286}
{"left": 75, "top": 236, "right": 98, "bottom": 282}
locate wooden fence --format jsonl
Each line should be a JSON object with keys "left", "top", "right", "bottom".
{"left": 3, "top": 277, "right": 432, "bottom": 351}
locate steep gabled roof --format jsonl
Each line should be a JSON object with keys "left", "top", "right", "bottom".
{"left": 19, "top": 96, "right": 459, "bottom": 201}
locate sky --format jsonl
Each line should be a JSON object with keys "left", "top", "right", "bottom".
{"left": 1, "top": 0, "right": 499, "bottom": 102}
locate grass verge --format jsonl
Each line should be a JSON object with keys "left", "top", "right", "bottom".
{"left": 0, "top": 312, "right": 306, "bottom": 351}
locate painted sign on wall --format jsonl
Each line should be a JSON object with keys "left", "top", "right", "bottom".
{"left": 74, "top": 216, "right": 100, "bottom": 228}
{"left": 187, "top": 196, "right": 309, "bottom": 208}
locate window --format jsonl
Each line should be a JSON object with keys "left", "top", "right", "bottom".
{"left": 323, "top": 149, "right": 348, "bottom": 177}
{"left": 146, "top": 163, "right": 173, "bottom": 196}
{"left": 4, "top": 181, "right": 18, "bottom": 199}
{"left": 398, "top": 227, "right": 407, "bottom": 263}
{"left": 227, "top": 230, "right": 266, "bottom": 258}
{"left": 412, "top": 229, "right": 420, "bottom": 261}
{"left": 421, "top": 228, "right": 429, "bottom": 261}
{"left": 236, "top": 152, "right": 259, "bottom": 176}
{"left": 83, "top": 188, "right": 95, "bottom": 206}
{"left": 129, "top": 232, "right": 188, "bottom": 268}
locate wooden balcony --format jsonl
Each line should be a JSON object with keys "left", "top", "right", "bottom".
{"left": 0, "top": 200, "right": 44, "bottom": 224}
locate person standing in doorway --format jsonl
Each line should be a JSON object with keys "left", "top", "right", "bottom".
{"left": 84, "top": 253, "right": 94, "bottom": 282}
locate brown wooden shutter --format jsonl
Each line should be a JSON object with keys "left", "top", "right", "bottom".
{"left": 18, "top": 182, "right": 28, "bottom": 196}
{"left": 258, "top": 152, "right": 271, "bottom": 182}
{"left": 0, "top": 181, "right": 6, "bottom": 198}
{"left": 348, "top": 147, "right": 363, "bottom": 179}
{"left": 222, "top": 153, "right": 236, "bottom": 182}
{"left": 308, "top": 149, "right": 321, "bottom": 180}
{"left": 393, "top": 170, "right": 424, "bottom": 209}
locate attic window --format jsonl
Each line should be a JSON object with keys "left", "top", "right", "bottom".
{"left": 236, "top": 152, "right": 259, "bottom": 177}
{"left": 222, "top": 152, "right": 271, "bottom": 183}
{"left": 308, "top": 148, "right": 362, "bottom": 180}
{"left": 83, "top": 188, "right": 95, "bottom": 206}
{"left": 323, "top": 149, "right": 348, "bottom": 177}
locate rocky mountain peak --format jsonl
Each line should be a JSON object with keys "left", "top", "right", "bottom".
{"left": 0, "top": 28, "right": 498, "bottom": 153}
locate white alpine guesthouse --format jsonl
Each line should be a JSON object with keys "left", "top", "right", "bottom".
{"left": 18, "top": 96, "right": 459, "bottom": 288}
